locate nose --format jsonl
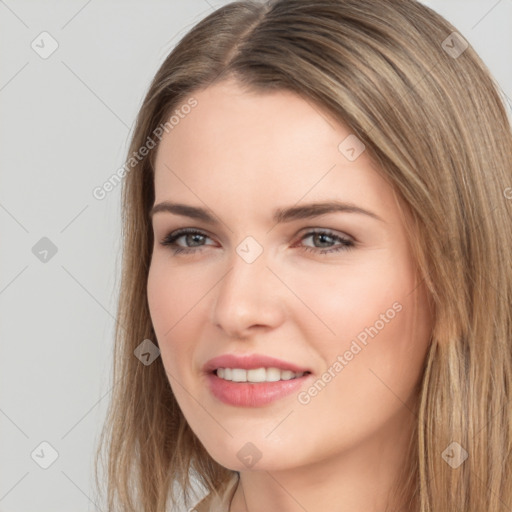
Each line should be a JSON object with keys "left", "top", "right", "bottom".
{"left": 210, "top": 243, "right": 287, "bottom": 339}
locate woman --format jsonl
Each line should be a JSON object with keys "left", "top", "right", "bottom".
{"left": 96, "top": 1, "right": 512, "bottom": 511}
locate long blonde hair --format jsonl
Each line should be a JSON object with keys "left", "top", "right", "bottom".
{"left": 95, "top": 1, "right": 512, "bottom": 510}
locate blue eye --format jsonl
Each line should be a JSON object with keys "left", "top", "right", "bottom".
{"left": 160, "top": 228, "right": 355, "bottom": 255}
{"left": 160, "top": 228, "right": 213, "bottom": 255}
{"left": 298, "top": 230, "right": 354, "bottom": 254}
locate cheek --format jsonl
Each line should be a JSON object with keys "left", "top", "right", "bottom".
{"left": 147, "top": 257, "right": 210, "bottom": 332}
{"left": 285, "top": 250, "right": 412, "bottom": 342}
{"left": 147, "top": 260, "right": 198, "bottom": 375}
{"left": 314, "top": 287, "right": 430, "bottom": 435}
{"left": 290, "top": 251, "right": 431, "bottom": 406}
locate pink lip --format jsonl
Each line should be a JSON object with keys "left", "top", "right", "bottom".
{"left": 202, "top": 353, "right": 313, "bottom": 407}
{"left": 203, "top": 353, "right": 311, "bottom": 374}
{"left": 206, "top": 372, "right": 312, "bottom": 407}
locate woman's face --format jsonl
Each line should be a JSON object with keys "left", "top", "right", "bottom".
{"left": 147, "top": 78, "right": 433, "bottom": 472}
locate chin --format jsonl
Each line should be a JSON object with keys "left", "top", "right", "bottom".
{"left": 199, "top": 436, "right": 297, "bottom": 473}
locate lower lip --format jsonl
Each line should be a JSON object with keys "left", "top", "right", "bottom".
{"left": 206, "top": 371, "right": 312, "bottom": 407}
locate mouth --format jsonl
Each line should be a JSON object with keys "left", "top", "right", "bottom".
{"left": 203, "top": 353, "right": 313, "bottom": 406}
{"left": 206, "top": 368, "right": 313, "bottom": 407}
{"left": 211, "top": 367, "right": 312, "bottom": 383}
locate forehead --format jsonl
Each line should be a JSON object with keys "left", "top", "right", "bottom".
{"left": 156, "top": 78, "right": 346, "bottom": 167}
{"left": 153, "top": 79, "right": 395, "bottom": 221}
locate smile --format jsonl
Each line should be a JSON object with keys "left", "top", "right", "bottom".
{"left": 207, "top": 370, "right": 312, "bottom": 407}
{"left": 216, "top": 367, "right": 309, "bottom": 382}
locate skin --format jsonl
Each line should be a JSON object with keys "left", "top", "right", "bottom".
{"left": 147, "top": 78, "right": 434, "bottom": 512}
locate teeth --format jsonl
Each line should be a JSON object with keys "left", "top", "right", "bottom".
{"left": 232, "top": 368, "right": 248, "bottom": 382}
{"left": 216, "top": 367, "right": 306, "bottom": 383}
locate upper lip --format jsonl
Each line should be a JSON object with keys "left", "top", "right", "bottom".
{"left": 203, "top": 354, "right": 312, "bottom": 374}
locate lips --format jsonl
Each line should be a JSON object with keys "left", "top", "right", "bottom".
{"left": 207, "top": 371, "right": 312, "bottom": 407}
{"left": 203, "top": 353, "right": 312, "bottom": 374}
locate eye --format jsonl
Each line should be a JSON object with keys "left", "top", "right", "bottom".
{"left": 159, "top": 228, "right": 355, "bottom": 255}
{"left": 160, "top": 228, "right": 215, "bottom": 255}
{"left": 294, "top": 229, "right": 355, "bottom": 255}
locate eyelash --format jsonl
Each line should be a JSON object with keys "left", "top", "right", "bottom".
{"left": 159, "top": 228, "right": 355, "bottom": 255}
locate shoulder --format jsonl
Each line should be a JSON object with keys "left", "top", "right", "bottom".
{"left": 192, "top": 473, "right": 239, "bottom": 512}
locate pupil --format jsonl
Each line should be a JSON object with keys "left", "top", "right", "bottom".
{"left": 315, "top": 233, "right": 332, "bottom": 247}
{"left": 188, "top": 234, "right": 203, "bottom": 246}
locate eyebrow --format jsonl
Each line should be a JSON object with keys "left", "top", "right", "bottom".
{"left": 149, "top": 200, "right": 384, "bottom": 224}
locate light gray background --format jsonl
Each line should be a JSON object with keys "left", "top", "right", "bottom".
{"left": 1, "top": 1, "right": 511, "bottom": 511}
